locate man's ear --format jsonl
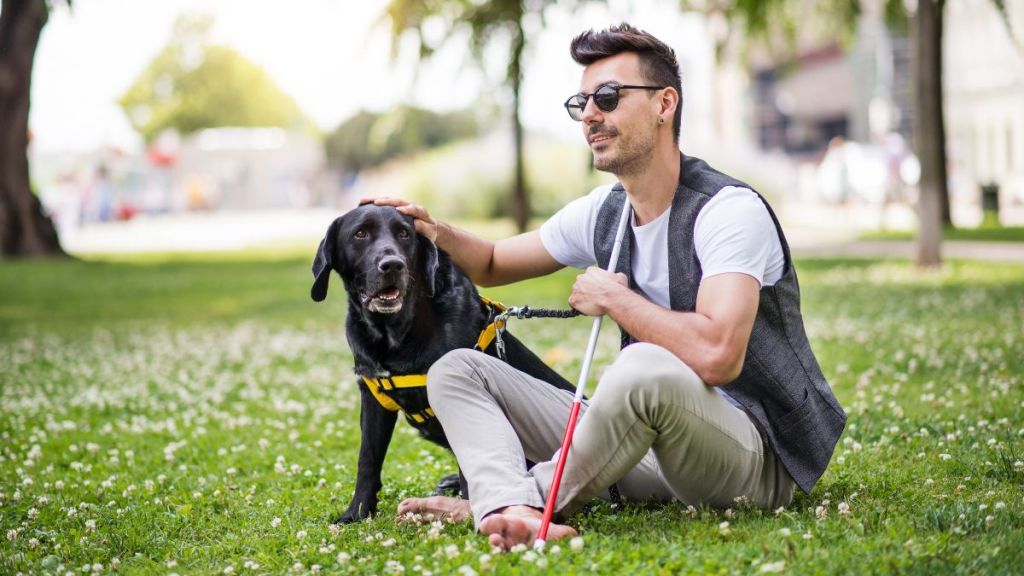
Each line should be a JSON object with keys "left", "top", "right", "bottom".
{"left": 419, "top": 234, "right": 439, "bottom": 298}
{"left": 311, "top": 217, "right": 344, "bottom": 302}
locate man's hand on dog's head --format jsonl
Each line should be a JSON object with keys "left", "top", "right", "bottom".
{"left": 360, "top": 197, "right": 440, "bottom": 243}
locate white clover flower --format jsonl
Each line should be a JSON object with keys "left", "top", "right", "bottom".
{"left": 995, "top": 502, "right": 1006, "bottom": 510}
{"left": 838, "top": 502, "right": 851, "bottom": 516}
{"left": 939, "top": 453, "right": 952, "bottom": 461}
{"left": 718, "top": 521, "right": 731, "bottom": 536}
{"left": 6, "top": 529, "right": 17, "bottom": 541}
{"left": 803, "top": 532, "right": 813, "bottom": 540}
{"left": 271, "top": 517, "right": 281, "bottom": 528}
{"left": 29, "top": 537, "right": 39, "bottom": 549}
{"left": 815, "top": 506, "right": 827, "bottom": 520}
{"left": 985, "top": 515, "right": 995, "bottom": 527}
{"left": 166, "top": 560, "right": 178, "bottom": 568}
{"left": 85, "top": 519, "right": 96, "bottom": 532}
{"left": 523, "top": 550, "right": 538, "bottom": 563}
{"left": 510, "top": 543, "right": 527, "bottom": 554}
{"left": 569, "top": 536, "right": 584, "bottom": 551}
{"left": 759, "top": 560, "right": 786, "bottom": 573}
{"left": 295, "top": 530, "right": 307, "bottom": 540}
{"left": 478, "top": 553, "right": 492, "bottom": 569}
{"left": 328, "top": 524, "right": 341, "bottom": 537}
{"left": 381, "top": 538, "right": 396, "bottom": 547}
{"left": 336, "top": 551, "right": 350, "bottom": 564}
{"left": 457, "top": 565, "right": 477, "bottom": 576}
{"left": 27, "top": 507, "right": 38, "bottom": 519}
{"left": 92, "top": 563, "right": 103, "bottom": 572}
{"left": 778, "top": 528, "right": 791, "bottom": 537}
{"left": 444, "top": 543, "right": 459, "bottom": 558}
{"left": 243, "top": 560, "right": 260, "bottom": 570}
{"left": 310, "top": 565, "right": 321, "bottom": 574}
{"left": 222, "top": 566, "right": 235, "bottom": 575}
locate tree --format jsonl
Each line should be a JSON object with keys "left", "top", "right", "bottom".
{"left": 0, "top": 0, "right": 66, "bottom": 258}
{"left": 119, "top": 14, "right": 312, "bottom": 144}
{"left": 325, "top": 104, "right": 482, "bottom": 176}
{"left": 382, "top": 0, "right": 597, "bottom": 233}
{"left": 694, "top": 0, "right": 1013, "bottom": 267}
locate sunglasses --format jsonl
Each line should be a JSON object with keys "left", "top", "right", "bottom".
{"left": 564, "top": 83, "right": 666, "bottom": 121}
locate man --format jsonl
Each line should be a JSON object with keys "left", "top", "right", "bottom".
{"left": 375, "top": 23, "right": 845, "bottom": 550}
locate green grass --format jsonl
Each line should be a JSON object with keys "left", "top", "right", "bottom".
{"left": 2, "top": 251, "right": 1022, "bottom": 574}
{"left": 860, "top": 225, "right": 1024, "bottom": 243}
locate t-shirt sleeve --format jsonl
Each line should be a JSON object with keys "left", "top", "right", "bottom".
{"left": 694, "top": 187, "right": 778, "bottom": 287}
{"left": 539, "top": 186, "right": 611, "bottom": 269}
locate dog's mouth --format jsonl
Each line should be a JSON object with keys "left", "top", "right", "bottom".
{"left": 363, "top": 286, "right": 404, "bottom": 314}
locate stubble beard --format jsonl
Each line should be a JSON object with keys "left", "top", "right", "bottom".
{"left": 592, "top": 124, "right": 656, "bottom": 178}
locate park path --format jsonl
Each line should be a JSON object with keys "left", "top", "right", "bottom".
{"left": 58, "top": 205, "right": 1024, "bottom": 264}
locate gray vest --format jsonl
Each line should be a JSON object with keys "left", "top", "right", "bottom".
{"left": 594, "top": 154, "right": 845, "bottom": 493}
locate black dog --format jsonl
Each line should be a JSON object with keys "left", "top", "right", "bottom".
{"left": 311, "top": 204, "right": 574, "bottom": 523}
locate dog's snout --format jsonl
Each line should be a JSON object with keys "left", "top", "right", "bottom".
{"left": 378, "top": 256, "right": 406, "bottom": 274}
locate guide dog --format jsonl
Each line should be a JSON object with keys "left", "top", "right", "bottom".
{"left": 311, "top": 204, "right": 574, "bottom": 523}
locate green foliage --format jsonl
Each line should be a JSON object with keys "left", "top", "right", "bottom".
{"left": 325, "top": 105, "right": 484, "bottom": 175}
{"left": 118, "top": 14, "right": 312, "bottom": 143}
{"left": 360, "top": 134, "right": 612, "bottom": 220}
{"left": 0, "top": 253, "right": 1022, "bottom": 573}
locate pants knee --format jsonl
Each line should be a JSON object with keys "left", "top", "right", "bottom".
{"left": 426, "top": 348, "right": 488, "bottom": 404}
{"left": 599, "top": 343, "right": 705, "bottom": 404}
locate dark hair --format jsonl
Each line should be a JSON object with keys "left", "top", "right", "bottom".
{"left": 570, "top": 23, "right": 682, "bottom": 141}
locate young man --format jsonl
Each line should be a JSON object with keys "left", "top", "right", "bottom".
{"left": 376, "top": 23, "right": 845, "bottom": 550}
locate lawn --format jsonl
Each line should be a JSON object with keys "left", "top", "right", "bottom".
{"left": 1, "top": 251, "right": 1022, "bottom": 575}
{"left": 860, "top": 225, "right": 1024, "bottom": 243}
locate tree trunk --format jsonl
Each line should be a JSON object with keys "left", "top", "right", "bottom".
{"left": 508, "top": 17, "right": 529, "bottom": 233}
{"left": 911, "top": 0, "right": 943, "bottom": 266}
{"left": 933, "top": 3, "right": 951, "bottom": 228}
{"left": 0, "top": 0, "right": 66, "bottom": 259}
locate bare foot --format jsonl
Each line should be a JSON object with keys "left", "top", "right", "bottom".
{"left": 396, "top": 495, "right": 471, "bottom": 524}
{"left": 478, "top": 505, "right": 577, "bottom": 551}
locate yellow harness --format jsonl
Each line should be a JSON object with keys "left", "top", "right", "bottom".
{"left": 358, "top": 296, "right": 508, "bottom": 424}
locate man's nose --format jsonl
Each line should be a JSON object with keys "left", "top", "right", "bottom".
{"left": 581, "top": 96, "right": 603, "bottom": 124}
{"left": 378, "top": 255, "right": 406, "bottom": 274}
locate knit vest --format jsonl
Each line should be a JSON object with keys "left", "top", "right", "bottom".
{"left": 594, "top": 154, "right": 846, "bottom": 493}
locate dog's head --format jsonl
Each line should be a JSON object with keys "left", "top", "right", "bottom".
{"left": 311, "top": 204, "right": 439, "bottom": 313}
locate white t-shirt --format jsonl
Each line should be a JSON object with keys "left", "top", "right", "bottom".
{"left": 539, "top": 184, "right": 785, "bottom": 403}
{"left": 539, "top": 185, "right": 786, "bottom": 307}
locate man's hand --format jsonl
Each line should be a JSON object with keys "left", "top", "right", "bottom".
{"left": 568, "top": 267, "right": 629, "bottom": 316}
{"left": 362, "top": 197, "right": 440, "bottom": 243}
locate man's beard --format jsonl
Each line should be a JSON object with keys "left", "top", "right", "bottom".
{"left": 592, "top": 123, "right": 656, "bottom": 177}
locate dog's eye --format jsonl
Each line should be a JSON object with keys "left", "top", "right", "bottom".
{"left": 354, "top": 230, "right": 368, "bottom": 239}
{"left": 397, "top": 229, "right": 410, "bottom": 239}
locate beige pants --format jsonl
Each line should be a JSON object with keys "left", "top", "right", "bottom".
{"left": 426, "top": 342, "right": 796, "bottom": 527}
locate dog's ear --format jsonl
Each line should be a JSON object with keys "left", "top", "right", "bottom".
{"left": 311, "top": 216, "right": 344, "bottom": 302}
{"left": 419, "top": 234, "right": 440, "bottom": 298}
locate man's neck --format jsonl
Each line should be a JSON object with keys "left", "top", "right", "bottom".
{"left": 617, "top": 145, "right": 680, "bottom": 225}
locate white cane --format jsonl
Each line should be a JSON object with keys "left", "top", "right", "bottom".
{"left": 535, "top": 197, "right": 632, "bottom": 547}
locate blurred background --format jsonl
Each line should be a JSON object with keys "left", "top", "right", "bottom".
{"left": 5, "top": 0, "right": 1024, "bottom": 257}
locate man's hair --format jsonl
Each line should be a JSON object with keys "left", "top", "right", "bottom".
{"left": 570, "top": 23, "right": 682, "bottom": 141}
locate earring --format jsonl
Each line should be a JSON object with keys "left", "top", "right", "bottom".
{"left": 658, "top": 117, "right": 665, "bottom": 125}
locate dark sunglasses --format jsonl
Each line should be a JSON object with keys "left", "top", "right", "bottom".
{"left": 564, "top": 83, "right": 666, "bottom": 121}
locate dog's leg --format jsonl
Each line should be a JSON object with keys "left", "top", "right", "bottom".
{"left": 335, "top": 385, "right": 399, "bottom": 523}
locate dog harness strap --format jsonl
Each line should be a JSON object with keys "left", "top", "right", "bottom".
{"left": 360, "top": 376, "right": 403, "bottom": 412}
{"left": 475, "top": 296, "right": 509, "bottom": 353}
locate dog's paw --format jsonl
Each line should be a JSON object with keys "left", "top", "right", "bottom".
{"left": 335, "top": 499, "right": 377, "bottom": 524}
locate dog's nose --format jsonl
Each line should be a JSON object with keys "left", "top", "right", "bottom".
{"left": 378, "top": 256, "right": 406, "bottom": 274}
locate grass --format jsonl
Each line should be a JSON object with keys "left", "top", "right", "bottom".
{"left": 860, "top": 224, "right": 1024, "bottom": 243}
{"left": 1, "top": 250, "right": 1022, "bottom": 574}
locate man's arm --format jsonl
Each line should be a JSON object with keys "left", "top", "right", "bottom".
{"left": 371, "top": 198, "right": 564, "bottom": 287}
{"left": 569, "top": 269, "right": 760, "bottom": 386}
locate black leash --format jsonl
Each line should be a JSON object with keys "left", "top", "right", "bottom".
{"left": 503, "top": 305, "right": 581, "bottom": 319}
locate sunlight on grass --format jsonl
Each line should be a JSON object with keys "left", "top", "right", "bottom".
{"left": 1, "top": 253, "right": 1022, "bottom": 574}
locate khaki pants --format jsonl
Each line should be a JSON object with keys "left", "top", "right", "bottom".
{"left": 426, "top": 342, "right": 796, "bottom": 527}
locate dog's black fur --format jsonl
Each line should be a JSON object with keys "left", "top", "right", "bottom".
{"left": 312, "top": 204, "right": 574, "bottom": 523}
